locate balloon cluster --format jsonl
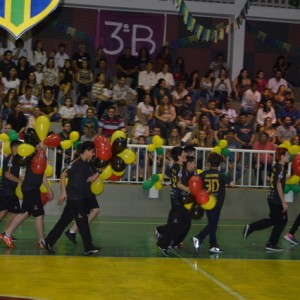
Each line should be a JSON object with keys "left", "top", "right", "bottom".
{"left": 212, "top": 139, "right": 231, "bottom": 157}
{"left": 142, "top": 173, "right": 163, "bottom": 191}
{"left": 90, "top": 130, "right": 136, "bottom": 195}
{"left": 60, "top": 131, "right": 80, "bottom": 150}
{"left": 0, "top": 129, "right": 21, "bottom": 155}
{"left": 188, "top": 175, "right": 217, "bottom": 210}
{"left": 284, "top": 154, "right": 300, "bottom": 194}
{"left": 147, "top": 135, "right": 164, "bottom": 155}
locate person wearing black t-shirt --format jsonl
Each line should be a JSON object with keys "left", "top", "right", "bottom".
{"left": 0, "top": 140, "right": 22, "bottom": 232}
{"left": 192, "top": 153, "right": 233, "bottom": 254}
{"left": 156, "top": 147, "right": 193, "bottom": 257}
{"left": 1, "top": 142, "right": 54, "bottom": 249}
{"left": 243, "top": 147, "right": 289, "bottom": 251}
{"left": 42, "top": 141, "right": 101, "bottom": 255}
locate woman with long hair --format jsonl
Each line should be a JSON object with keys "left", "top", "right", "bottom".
{"left": 255, "top": 70, "right": 268, "bottom": 93}
{"left": 76, "top": 59, "right": 93, "bottom": 97}
{"left": 152, "top": 78, "right": 171, "bottom": 107}
{"left": 43, "top": 57, "right": 60, "bottom": 98}
{"left": 232, "top": 68, "right": 251, "bottom": 100}
{"left": 29, "top": 40, "right": 47, "bottom": 66}
{"left": 2, "top": 67, "right": 20, "bottom": 95}
{"left": 59, "top": 59, "right": 74, "bottom": 99}
{"left": 256, "top": 99, "right": 276, "bottom": 128}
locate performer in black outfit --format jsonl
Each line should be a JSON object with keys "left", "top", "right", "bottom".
{"left": 42, "top": 141, "right": 101, "bottom": 255}
{"left": 192, "top": 152, "right": 233, "bottom": 254}
{"left": 156, "top": 147, "right": 195, "bottom": 257}
{"left": 243, "top": 147, "right": 289, "bottom": 251}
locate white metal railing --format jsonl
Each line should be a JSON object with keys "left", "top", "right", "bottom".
{"left": 0, "top": 142, "right": 282, "bottom": 188}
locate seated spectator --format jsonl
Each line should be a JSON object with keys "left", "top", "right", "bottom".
{"left": 261, "top": 87, "right": 272, "bottom": 104}
{"left": 255, "top": 70, "right": 268, "bottom": 93}
{"left": 54, "top": 43, "right": 70, "bottom": 70}
{"left": 135, "top": 94, "right": 154, "bottom": 130}
{"left": 94, "top": 47, "right": 107, "bottom": 74}
{"left": 152, "top": 78, "right": 171, "bottom": 107}
{"left": 95, "top": 58, "right": 112, "bottom": 82}
{"left": 0, "top": 50, "right": 16, "bottom": 79}
{"left": 137, "top": 47, "right": 151, "bottom": 71}
{"left": 259, "top": 117, "right": 277, "bottom": 144}
{"left": 72, "top": 42, "right": 91, "bottom": 73}
{"left": 112, "top": 76, "right": 137, "bottom": 126}
{"left": 132, "top": 135, "right": 147, "bottom": 181}
{"left": 154, "top": 95, "right": 176, "bottom": 141}
{"left": 173, "top": 56, "right": 186, "bottom": 82}
{"left": 273, "top": 55, "right": 291, "bottom": 79}
{"left": 171, "top": 81, "right": 188, "bottom": 110}
{"left": 222, "top": 99, "right": 238, "bottom": 125}
{"left": 74, "top": 95, "right": 88, "bottom": 132}
{"left": 196, "top": 113, "right": 213, "bottom": 146}
{"left": 209, "top": 52, "right": 229, "bottom": 78}
{"left": 2, "top": 66, "right": 20, "bottom": 95}
{"left": 156, "top": 63, "right": 174, "bottom": 91}
{"left": 214, "top": 67, "right": 232, "bottom": 108}
{"left": 16, "top": 56, "right": 34, "bottom": 91}
{"left": 12, "top": 39, "right": 28, "bottom": 61}
{"left": 199, "top": 70, "right": 215, "bottom": 106}
{"left": 154, "top": 45, "right": 172, "bottom": 74}
{"left": 277, "top": 98, "right": 300, "bottom": 133}
{"left": 29, "top": 40, "right": 47, "bottom": 67}
{"left": 56, "top": 120, "right": 72, "bottom": 179}
{"left": 18, "top": 85, "right": 38, "bottom": 116}
{"left": 7, "top": 103, "right": 27, "bottom": 137}
{"left": 273, "top": 84, "right": 289, "bottom": 111}
{"left": 232, "top": 68, "right": 251, "bottom": 101}
{"left": 130, "top": 117, "right": 149, "bottom": 144}
{"left": 252, "top": 132, "right": 276, "bottom": 186}
{"left": 76, "top": 59, "right": 93, "bottom": 97}
{"left": 168, "top": 127, "right": 182, "bottom": 146}
{"left": 43, "top": 57, "right": 60, "bottom": 98}
{"left": 59, "top": 97, "right": 76, "bottom": 123}
{"left": 33, "top": 63, "right": 44, "bottom": 86}
{"left": 80, "top": 123, "right": 96, "bottom": 142}
{"left": 234, "top": 113, "right": 255, "bottom": 149}
{"left": 23, "top": 72, "right": 41, "bottom": 98}
{"left": 59, "top": 59, "right": 74, "bottom": 99}
{"left": 1, "top": 88, "right": 18, "bottom": 121}
{"left": 200, "top": 99, "right": 222, "bottom": 130}
{"left": 190, "top": 130, "right": 212, "bottom": 148}
{"left": 186, "top": 70, "right": 200, "bottom": 103}
{"left": 213, "top": 113, "right": 232, "bottom": 144}
{"left": 91, "top": 72, "right": 107, "bottom": 110}
{"left": 97, "top": 80, "right": 114, "bottom": 119}
{"left": 27, "top": 106, "right": 42, "bottom": 129}
{"left": 276, "top": 116, "right": 297, "bottom": 144}
{"left": 220, "top": 130, "right": 241, "bottom": 183}
{"left": 98, "top": 106, "right": 126, "bottom": 138}
{"left": 240, "top": 80, "right": 261, "bottom": 116}
{"left": 137, "top": 61, "right": 156, "bottom": 103}
{"left": 80, "top": 107, "right": 98, "bottom": 134}
{"left": 268, "top": 70, "right": 287, "bottom": 95}
{"left": 38, "top": 87, "right": 60, "bottom": 121}
{"left": 256, "top": 99, "right": 276, "bottom": 129}
{"left": 177, "top": 95, "right": 196, "bottom": 138}
{"left": 291, "top": 135, "right": 300, "bottom": 146}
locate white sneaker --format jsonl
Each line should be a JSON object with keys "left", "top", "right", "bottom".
{"left": 209, "top": 247, "right": 223, "bottom": 254}
{"left": 192, "top": 237, "right": 200, "bottom": 253}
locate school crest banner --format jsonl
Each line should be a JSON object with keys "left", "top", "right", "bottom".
{"left": 0, "top": 0, "right": 61, "bottom": 38}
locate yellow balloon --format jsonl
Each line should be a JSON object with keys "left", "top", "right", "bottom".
{"left": 99, "top": 165, "right": 113, "bottom": 180}
{"left": 0, "top": 168, "right": 2, "bottom": 176}
{"left": 44, "top": 164, "right": 54, "bottom": 177}
{"left": 117, "top": 149, "right": 136, "bottom": 164}
{"left": 69, "top": 131, "right": 80, "bottom": 142}
{"left": 39, "top": 180, "right": 52, "bottom": 193}
{"left": 112, "top": 169, "right": 125, "bottom": 176}
{"left": 147, "top": 144, "right": 156, "bottom": 152}
{"left": 15, "top": 183, "right": 23, "bottom": 199}
{"left": 91, "top": 177, "right": 104, "bottom": 195}
{"left": 3, "top": 141, "right": 11, "bottom": 155}
{"left": 289, "top": 145, "right": 300, "bottom": 155}
{"left": 282, "top": 140, "right": 292, "bottom": 148}
{"left": 154, "top": 181, "right": 163, "bottom": 190}
{"left": 278, "top": 144, "right": 286, "bottom": 148}
{"left": 35, "top": 116, "right": 50, "bottom": 141}
{"left": 61, "top": 140, "right": 73, "bottom": 150}
{"left": 197, "top": 169, "right": 203, "bottom": 175}
{"left": 152, "top": 135, "right": 163, "bottom": 148}
{"left": 201, "top": 194, "right": 217, "bottom": 210}
{"left": 111, "top": 130, "right": 126, "bottom": 143}
{"left": 184, "top": 202, "right": 194, "bottom": 211}
{"left": 0, "top": 133, "right": 9, "bottom": 142}
{"left": 158, "top": 174, "right": 164, "bottom": 182}
{"left": 17, "top": 143, "right": 35, "bottom": 157}
{"left": 286, "top": 175, "right": 300, "bottom": 185}
{"left": 212, "top": 146, "right": 221, "bottom": 154}
{"left": 219, "top": 140, "right": 228, "bottom": 149}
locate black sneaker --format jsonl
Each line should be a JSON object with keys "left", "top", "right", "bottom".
{"left": 157, "top": 246, "right": 169, "bottom": 257}
{"left": 84, "top": 247, "right": 101, "bottom": 256}
{"left": 265, "top": 244, "right": 284, "bottom": 252}
{"left": 41, "top": 240, "right": 55, "bottom": 254}
{"left": 243, "top": 224, "right": 251, "bottom": 240}
{"left": 154, "top": 227, "right": 162, "bottom": 241}
{"left": 65, "top": 230, "right": 77, "bottom": 244}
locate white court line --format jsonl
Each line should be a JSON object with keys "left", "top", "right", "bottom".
{"left": 172, "top": 251, "right": 246, "bottom": 300}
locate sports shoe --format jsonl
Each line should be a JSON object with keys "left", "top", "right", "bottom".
{"left": 284, "top": 233, "right": 299, "bottom": 245}
{"left": 243, "top": 224, "right": 251, "bottom": 240}
{"left": 65, "top": 230, "right": 77, "bottom": 244}
{"left": 11, "top": 235, "right": 18, "bottom": 242}
{"left": 157, "top": 245, "right": 169, "bottom": 257}
{"left": 84, "top": 247, "right": 101, "bottom": 256}
{"left": 0, "top": 233, "right": 14, "bottom": 248}
{"left": 154, "top": 227, "right": 162, "bottom": 241}
{"left": 209, "top": 247, "right": 223, "bottom": 254}
{"left": 41, "top": 240, "right": 54, "bottom": 254}
{"left": 38, "top": 241, "right": 45, "bottom": 249}
{"left": 192, "top": 237, "right": 200, "bottom": 253}
{"left": 265, "top": 244, "right": 284, "bottom": 252}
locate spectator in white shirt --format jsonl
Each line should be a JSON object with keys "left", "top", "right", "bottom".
{"left": 18, "top": 85, "right": 38, "bottom": 116}
{"left": 222, "top": 99, "right": 238, "bottom": 125}
{"left": 137, "top": 61, "right": 157, "bottom": 102}
{"left": 156, "top": 63, "right": 174, "bottom": 91}
{"left": 268, "top": 70, "right": 288, "bottom": 94}
{"left": 12, "top": 39, "right": 28, "bottom": 62}
{"left": 59, "top": 97, "right": 76, "bottom": 122}
{"left": 2, "top": 66, "right": 20, "bottom": 95}
{"left": 54, "top": 43, "right": 70, "bottom": 70}
{"left": 34, "top": 63, "right": 44, "bottom": 85}
{"left": 240, "top": 81, "right": 261, "bottom": 116}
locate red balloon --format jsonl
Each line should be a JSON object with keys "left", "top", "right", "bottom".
{"left": 195, "top": 190, "right": 209, "bottom": 205}
{"left": 292, "top": 154, "right": 300, "bottom": 171}
{"left": 44, "top": 133, "right": 61, "bottom": 148}
{"left": 188, "top": 176, "right": 203, "bottom": 196}
{"left": 41, "top": 192, "right": 50, "bottom": 206}
{"left": 108, "top": 174, "right": 122, "bottom": 181}
{"left": 96, "top": 147, "right": 112, "bottom": 161}
{"left": 31, "top": 149, "right": 47, "bottom": 175}
{"left": 294, "top": 165, "right": 300, "bottom": 177}
{"left": 94, "top": 135, "right": 111, "bottom": 149}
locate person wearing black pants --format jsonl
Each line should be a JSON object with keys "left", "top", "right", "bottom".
{"left": 42, "top": 141, "right": 101, "bottom": 256}
{"left": 192, "top": 153, "right": 233, "bottom": 254}
{"left": 243, "top": 147, "right": 289, "bottom": 251}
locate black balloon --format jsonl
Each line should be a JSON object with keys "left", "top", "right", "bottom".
{"left": 111, "top": 137, "right": 127, "bottom": 155}
{"left": 110, "top": 156, "right": 126, "bottom": 172}
{"left": 24, "top": 128, "right": 41, "bottom": 147}
{"left": 14, "top": 153, "right": 35, "bottom": 166}
{"left": 182, "top": 193, "right": 194, "bottom": 204}
{"left": 189, "top": 203, "right": 204, "bottom": 220}
{"left": 92, "top": 157, "right": 110, "bottom": 169}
